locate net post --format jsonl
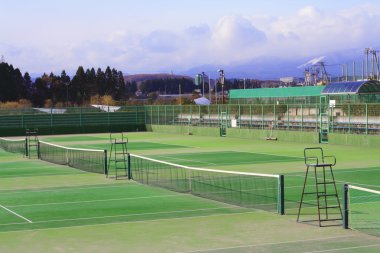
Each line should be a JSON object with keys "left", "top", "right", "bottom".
{"left": 278, "top": 175, "right": 285, "bottom": 215}
{"left": 37, "top": 140, "right": 40, "bottom": 159}
{"left": 104, "top": 149, "right": 108, "bottom": 176}
{"left": 25, "top": 137, "right": 28, "bottom": 157}
{"left": 127, "top": 153, "right": 132, "bottom": 180}
{"left": 343, "top": 183, "right": 349, "bottom": 229}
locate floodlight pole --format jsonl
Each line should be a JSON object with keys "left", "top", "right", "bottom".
{"left": 201, "top": 72, "right": 205, "bottom": 97}
{"left": 218, "top": 69, "right": 225, "bottom": 104}
{"left": 208, "top": 72, "right": 211, "bottom": 102}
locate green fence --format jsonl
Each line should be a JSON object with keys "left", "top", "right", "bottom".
{"left": 1, "top": 104, "right": 380, "bottom": 137}
{"left": 145, "top": 104, "right": 380, "bottom": 135}
{"left": 0, "top": 106, "right": 146, "bottom": 136}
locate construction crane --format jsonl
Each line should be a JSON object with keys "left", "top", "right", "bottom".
{"left": 298, "top": 56, "right": 330, "bottom": 86}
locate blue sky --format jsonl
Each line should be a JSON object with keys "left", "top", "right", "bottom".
{"left": 1, "top": 0, "right": 380, "bottom": 75}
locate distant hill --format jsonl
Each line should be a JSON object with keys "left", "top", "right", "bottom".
{"left": 124, "top": 73, "right": 193, "bottom": 83}
{"left": 180, "top": 47, "right": 379, "bottom": 80}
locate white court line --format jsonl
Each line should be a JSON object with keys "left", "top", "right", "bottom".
{"left": 0, "top": 206, "right": 237, "bottom": 227}
{"left": 0, "top": 204, "right": 32, "bottom": 223}
{"left": 178, "top": 235, "right": 357, "bottom": 253}
{"left": 0, "top": 210, "right": 257, "bottom": 233}
{"left": 0, "top": 183, "right": 140, "bottom": 195}
{"left": 303, "top": 244, "right": 380, "bottom": 253}
{"left": 7, "top": 194, "right": 182, "bottom": 208}
{"left": 287, "top": 174, "right": 380, "bottom": 189}
{"left": 153, "top": 155, "right": 217, "bottom": 166}
{"left": 229, "top": 150, "right": 303, "bottom": 159}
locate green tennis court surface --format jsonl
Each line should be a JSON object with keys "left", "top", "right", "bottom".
{"left": 0, "top": 132, "right": 379, "bottom": 253}
{"left": 0, "top": 182, "right": 250, "bottom": 233}
{"left": 147, "top": 151, "right": 302, "bottom": 167}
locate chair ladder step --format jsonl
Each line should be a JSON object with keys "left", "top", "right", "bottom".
{"left": 317, "top": 182, "right": 335, "bottom": 185}
{"left": 319, "top": 218, "right": 342, "bottom": 222}
{"left": 317, "top": 194, "right": 338, "bottom": 197}
{"left": 318, "top": 205, "right": 340, "bottom": 209}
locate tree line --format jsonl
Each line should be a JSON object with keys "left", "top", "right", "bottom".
{"left": 0, "top": 62, "right": 136, "bottom": 107}
{"left": 1, "top": 61, "right": 265, "bottom": 107}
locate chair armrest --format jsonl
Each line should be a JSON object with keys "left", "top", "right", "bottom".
{"left": 305, "top": 156, "right": 319, "bottom": 166}
{"left": 323, "top": 155, "right": 336, "bottom": 166}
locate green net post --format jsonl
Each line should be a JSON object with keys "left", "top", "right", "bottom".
{"left": 25, "top": 137, "right": 28, "bottom": 157}
{"left": 343, "top": 184, "right": 349, "bottom": 229}
{"left": 279, "top": 175, "right": 285, "bottom": 215}
{"left": 104, "top": 149, "right": 108, "bottom": 176}
{"left": 37, "top": 140, "right": 40, "bottom": 159}
{"left": 127, "top": 153, "right": 132, "bottom": 180}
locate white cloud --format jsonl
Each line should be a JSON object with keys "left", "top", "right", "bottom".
{"left": 3, "top": 3, "right": 380, "bottom": 75}
{"left": 212, "top": 16, "right": 266, "bottom": 49}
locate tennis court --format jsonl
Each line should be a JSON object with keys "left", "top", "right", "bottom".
{"left": 0, "top": 132, "right": 379, "bottom": 252}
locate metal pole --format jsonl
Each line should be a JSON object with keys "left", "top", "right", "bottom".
{"left": 362, "top": 60, "right": 364, "bottom": 80}
{"left": 179, "top": 83, "right": 181, "bottom": 105}
{"left": 366, "top": 48, "right": 369, "bottom": 79}
{"left": 215, "top": 80, "right": 218, "bottom": 104}
{"left": 222, "top": 85, "right": 224, "bottom": 104}
{"left": 202, "top": 72, "right": 205, "bottom": 97}
{"left": 377, "top": 55, "right": 380, "bottom": 81}
{"left": 343, "top": 184, "right": 349, "bottom": 229}
{"left": 208, "top": 73, "right": 211, "bottom": 101}
{"left": 353, "top": 61, "right": 356, "bottom": 81}
{"left": 371, "top": 50, "right": 376, "bottom": 80}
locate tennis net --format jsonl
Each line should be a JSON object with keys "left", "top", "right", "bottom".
{"left": 0, "top": 137, "right": 26, "bottom": 155}
{"left": 128, "top": 153, "right": 284, "bottom": 214}
{"left": 38, "top": 141, "right": 107, "bottom": 174}
{"left": 343, "top": 184, "right": 380, "bottom": 236}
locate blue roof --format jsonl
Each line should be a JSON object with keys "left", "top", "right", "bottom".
{"left": 322, "top": 80, "right": 380, "bottom": 94}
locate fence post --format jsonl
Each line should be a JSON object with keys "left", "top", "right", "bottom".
{"left": 365, "top": 103, "right": 368, "bottom": 135}
{"left": 172, "top": 106, "right": 175, "bottom": 125}
{"left": 261, "top": 104, "right": 264, "bottom": 129}
{"left": 164, "top": 105, "right": 167, "bottom": 125}
{"left": 144, "top": 106, "right": 147, "bottom": 125}
{"left": 315, "top": 104, "right": 318, "bottom": 132}
{"left": 348, "top": 104, "right": 351, "bottom": 134}
{"left": 301, "top": 104, "right": 303, "bottom": 131}
{"left": 150, "top": 106, "right": 153, "bottom": 125}
{"left": 208, "top": 105, "right": 211, "bottom": 127}
{"left": 273, "top": 104, "right": 276, "bottom": 128}
{"left": 287, "top": 104, "right": 289, "bottom": 130}
{"left": 80, "top": 107, "right": 82, "bottom": 127}
{"left": 107, "top": 106, "right": 110, "bottom": 130}
{"left": 157, "top": 106, "right": 160, "bottom": 125}
{"left": 180, "top": 105, "right": 183, "bottom": 126}
{"left": 250, "top": 104, "right": 252, "bottom": 128}
{"left": 50, "top": 107, "right": 53, "bottom": 128}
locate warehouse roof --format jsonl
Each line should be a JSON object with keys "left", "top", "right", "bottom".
{"left": 229, "top": 86, "right": 324, "bottom": 99}
{"left": 321, "top": 80, "right": 380, "bottom": 95}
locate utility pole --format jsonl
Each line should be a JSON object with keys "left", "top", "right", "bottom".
{"left": 179, "top": 83, "right": 182, "bottom": 105}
